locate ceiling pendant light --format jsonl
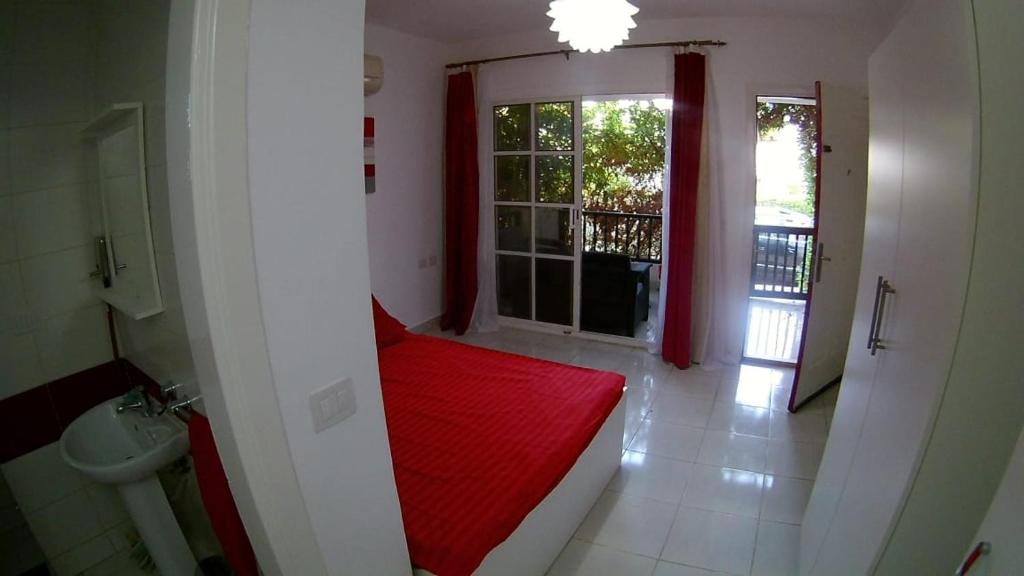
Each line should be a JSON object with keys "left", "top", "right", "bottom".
{"left": 547, "top": 0, "right": 639, "bottom": 54}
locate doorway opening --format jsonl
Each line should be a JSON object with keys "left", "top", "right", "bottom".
{"left": 579, "top": 96, "right": 669, "bottom": 342}
{"left": 745, "top": 96, "right": 818, "bottom": 364}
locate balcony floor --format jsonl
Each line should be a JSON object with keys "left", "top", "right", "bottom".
{"left": 638, "top": 288, "right": 659, "bottom": 344}
{"left": 744, "top": 297, "right": 806, "bottom": 364}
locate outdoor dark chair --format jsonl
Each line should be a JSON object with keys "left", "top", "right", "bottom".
{"left": 580, "top": 252, "right": 650, "bottom": 337}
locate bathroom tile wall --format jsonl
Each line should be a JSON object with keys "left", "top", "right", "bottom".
{"left": 0, "top": 0, "right": 113, "bottom": 403}
{"left": 94, "top": 0, "right": 198, "bottom": 402}
{"left": 1, "top": 1, "right": 199, "bottom": 573}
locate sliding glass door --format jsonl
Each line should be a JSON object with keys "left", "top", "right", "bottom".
{"left": 493, "top": 100, "right": 582, "bottom": 328}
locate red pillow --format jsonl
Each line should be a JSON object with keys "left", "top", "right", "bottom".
{"left": 371, "top": 296, "right": 407, "bottom": 349}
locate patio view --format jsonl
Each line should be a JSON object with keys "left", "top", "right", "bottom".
{"left": 580, "top": 98, "right": 668, "bottom": 341}
{"left": 746, "top": 96, "right": 818, "bottom": 363}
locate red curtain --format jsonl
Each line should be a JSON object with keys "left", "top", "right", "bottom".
{"left": 189, "top": 414, "right": 259, "bottom": 576}
{"left": 441, "top": 72, "right": 480, "bottom": 335}
{"left": 662, "top": 53, "right": 706, "bottom": 368}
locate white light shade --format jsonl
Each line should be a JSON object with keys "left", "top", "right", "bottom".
{"left": 547, "top": 0, "right": 639, "bottom": 54}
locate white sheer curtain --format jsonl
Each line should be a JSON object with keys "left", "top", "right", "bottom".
{"left": 652, "top": 50, "right": 728, "bottom": 367}
{"left": 470, "top": 65, "right": 500, "bottom": 332}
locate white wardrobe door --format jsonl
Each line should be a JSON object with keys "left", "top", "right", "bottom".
{"left": 874, "top": 0, "right": 1024, "bottom": 570}
{"left": 804, "top": 0, "right": 980, "bottom": 573}
{"left": 799, "top": 25, "right": 905, "bottom": 575}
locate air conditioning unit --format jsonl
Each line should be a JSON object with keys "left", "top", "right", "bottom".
{"left": 364, "top": 54, "right": 383, "bottom": 96}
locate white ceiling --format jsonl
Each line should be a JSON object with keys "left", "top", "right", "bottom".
{"left": 365, "top": 0, "right": 905, "bottom": 43}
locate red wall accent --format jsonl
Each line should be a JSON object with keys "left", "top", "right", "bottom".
{"left": 0, "top": 360, "right": 158, "bottom": 463}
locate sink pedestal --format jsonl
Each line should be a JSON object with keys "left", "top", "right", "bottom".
{"left": 119, "top": 476, "right": 197, "bottom": 576}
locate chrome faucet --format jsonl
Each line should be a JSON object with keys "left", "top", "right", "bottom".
{"left": 116, "top": 386, "right": 154, "bottom": 417}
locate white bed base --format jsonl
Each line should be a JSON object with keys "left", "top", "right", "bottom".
{"left": 414, "top": 395, "right": 626, "bottom": 576}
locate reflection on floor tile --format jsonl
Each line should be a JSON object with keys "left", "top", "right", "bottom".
{"left": 760, "top": 475, "right": 813, "bottom": 525}
{"left": 751, "top": 521, "right": 800, "bottom": 576}
{"left": 429, "top": 326, "right": 838, "bottom": 576}
{"left": 681, "top": 465, "right": 764, "bottom": 519}
{"left": 548, "top": 539, "right": 657, "bottom": 576}
{"left": 765, "top": 439, "right": 824, "bottom": 480}
{"left": 661, "top": 507, "right": 758, "bottom": 575}
{"left": 707, "top": 402, "right": 771, "bottom": 438}
{"left": 609, "top": 451, "right": 694, "bottom": 504}
{"left": 629, "top": 419, "right": 705, "bottom": 462}
{"left": 575, "top": 491, "right": 676, "bottom": 559}
{"left": 696, "top": 430, "right": 769, "bottom": 473}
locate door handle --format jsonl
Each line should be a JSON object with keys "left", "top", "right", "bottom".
{"left": 815, "top": 242, "right": 832, "bottom": 283}
{"left": 868, "top": 277, "right": 895, "bottom": 356}
{"left": 867, "top": 276, "right": 884, "bottom": 350}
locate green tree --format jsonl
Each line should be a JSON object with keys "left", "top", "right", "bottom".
{"left": 756, "top": 101, "right": 818, "bottom": 215}
{"left": 582, "top": 101, "right": 666, "bottom": 214}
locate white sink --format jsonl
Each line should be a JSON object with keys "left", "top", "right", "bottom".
{"left": 60, "top": 397, "right": 197, "bottom": 576}
{"left": 61, "top": 398, "right": 189, "bottom": 484}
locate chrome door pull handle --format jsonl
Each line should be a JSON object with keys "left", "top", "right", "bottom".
{"left": 869, "top": 277, "right": 895, "bottom": 356}
{"left": 867, "top": 275, "right": 884, "bottom": 350}
{"left": 815, "top": 242, "right": 832, "bottom": 283}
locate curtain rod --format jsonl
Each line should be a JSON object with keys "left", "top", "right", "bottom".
{"left": 445, "top": 40, "right": 726, "bottom": 69}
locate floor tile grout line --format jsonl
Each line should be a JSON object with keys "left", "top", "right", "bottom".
{"left": 654, "top": 474, "right": 688, "bottom": 562}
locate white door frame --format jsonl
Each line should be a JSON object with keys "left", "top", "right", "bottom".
{"left": 491, "top": 93, "right": 669, "bottom": 349}
{"left": 167, "top": 1, "right": 327, "bottom": 574}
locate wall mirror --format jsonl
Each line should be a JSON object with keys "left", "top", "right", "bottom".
{"left": 83, "top": 102, "right": 164, "bottom": 319}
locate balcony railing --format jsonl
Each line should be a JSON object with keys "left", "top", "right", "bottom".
{"left": 750, "top": 224, "right": 815, "bottom": 300}
{"left": 582, "top": 210, "right": 662, "bottom": 263}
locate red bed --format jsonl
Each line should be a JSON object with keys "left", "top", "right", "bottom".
{"left": 377, "top": 334, "right": 625, "bottom": 576}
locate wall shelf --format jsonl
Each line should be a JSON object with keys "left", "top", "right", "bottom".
{"left": 82, "top": 102, "right": 144, "bottom": 137}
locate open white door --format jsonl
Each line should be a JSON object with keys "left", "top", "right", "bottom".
{"left": 789, "top": 82, "right": 869, "bottom": 410}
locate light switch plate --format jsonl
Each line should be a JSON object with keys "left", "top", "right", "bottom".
{"left": 309, "top": 378, "right": 357, "bottom": 433}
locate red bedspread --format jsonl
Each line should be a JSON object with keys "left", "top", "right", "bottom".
{"left": 378, "top": 335, "right": 625, "bottom": 576}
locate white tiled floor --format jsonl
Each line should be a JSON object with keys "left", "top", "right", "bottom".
{"left": 429, "top": 326, "right": 838, "bottom": 576}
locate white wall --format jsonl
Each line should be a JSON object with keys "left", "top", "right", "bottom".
{"left": 363, "top": 24, "right": 449, "bottom": 327}
{"left": 453, "top": 17, "right": 877, "bottom": 362}
{"left": 247, "top": 0, "right": 410, "bottom": 574}
{"left": 0, "top": 0, "right": 111, "bottom": 399}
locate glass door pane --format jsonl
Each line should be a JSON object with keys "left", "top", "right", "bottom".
{"left": 497, "top": 254, "right": 531, "bottom": 319}
{"left": 536, "top": 259, "right": 573, "bottom": 325}
{"left": 536, "top": 155, "right": 574, "bottom": 203}
{"left": 495, "top": 155, "right": 530, "bottom": 201}
{"left": 496, "top": 206, "right": 531, "bottom": 252}
{"left": 535, "top": 207, "right": 572, "bottom": 256}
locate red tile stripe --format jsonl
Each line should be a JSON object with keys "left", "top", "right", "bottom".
{"left": 0, "top": 360, "right": 151, "bottom": 463}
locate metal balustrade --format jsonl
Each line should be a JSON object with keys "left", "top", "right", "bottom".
{"left": 582, "top": 211, "right": 662, "bottom": 263}
{"left": 750, "top": 225, "right": 816, "bottom": 300}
